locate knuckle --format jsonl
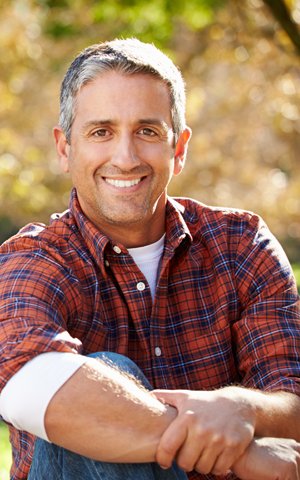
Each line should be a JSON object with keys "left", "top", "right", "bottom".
{"left": 212, "top": 452, "right": 235, "bottom": 475}
{"left": 159, "top": 443, "right": 175, "bottom": 458}
{"left": 212, "top": 466, "right": 230, "bottom": 476}
{"left": 224, "top": 431, "right": 250, "bottom": 453}
{"left": 156, "top": 444, "right": 175, "bottom": 465}
{"left": 193, "top": 426, "right": 205, "bottom": 442}
{"left": 211, "top": 461, "right": 224, "bottom": 475}
{"left": 209, "top": 433, "right": 224, "bottom": 447}
{"left": 177, "top": 459, "right": 193, "bottom": 472}
{"left": 182, "top": 410, "right": 197, "bottom": 425}
{"left": 224, "top": 434, "right": 241, "bottom": 449}
{"left": 195, "top": 462, "right": 211, "bottom": 475}
{"left": 207, "top": 431, "right": 239, "bottom": 450}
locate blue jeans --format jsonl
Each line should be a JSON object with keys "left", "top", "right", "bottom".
{"left": 28, "top": 352, "right": 188, "bottom": 480}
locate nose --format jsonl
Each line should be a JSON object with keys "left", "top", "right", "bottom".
{"left": 111, "top": 133, "right": 140, "bottom": 171}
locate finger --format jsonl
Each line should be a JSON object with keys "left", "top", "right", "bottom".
{"left": 194, "top": 439, "right": 224, "bottom": 474}
{"left": 152, "top": 390, "right": 185, "bottom": 408}
{"left": 174, "top": 433, "right": 205, "bottom": 472}
{"left": 211, "top": 446, "right": 241, "bottom": 476}
{"left": 211, "top": 434, "right": 248, "bottom": 476}
{"left": 155, "top": 413, "right": 188, "bottom": 469}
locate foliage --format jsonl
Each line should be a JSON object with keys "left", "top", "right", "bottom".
{"left": 0, "top": 0, "right": 300, "bottom": 261}
{"left": 263, "top": 0, "right": 300, "bottom": 53}
{"left": 0, "top": 422, "right": 11, "bottom": 480}
{"left": 293, "top": 262, "right": 300, "bottom": 292}
{"left": 39, "top": 0, "right": 226, "bottom": 45}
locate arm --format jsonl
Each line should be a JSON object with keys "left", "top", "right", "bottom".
{"left": 0, "top": 245, "right": 175, "bottom": 463}
{"left": 239, "top": 388, "right": 300, "bottom": 439}
{"left": 153, "top": 215, "right": 300, "bottom": 475}
{"left": 45, "top": 355, "right": 177, "bottom": 463}
{"left": 153, "top": 386, "right": 300, "bottom": 475}
{"left": 232, "top": 437, "right": 300, "bottom": 480}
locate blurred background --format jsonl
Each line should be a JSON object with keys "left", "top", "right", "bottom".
{"left": 0, "top": 1, "right": 300, "bottom": 475}
{"left": 0, "top": 0, "right": 299, "bottom": 263}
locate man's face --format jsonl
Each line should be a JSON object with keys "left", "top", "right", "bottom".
{"left": 55, "top": 71, "right": 190, "bottom": 244}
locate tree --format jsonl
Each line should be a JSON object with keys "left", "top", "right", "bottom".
{"left": 263, "top": 0, "right": 300, "bottom": 54}
{"left": 0, "top": 0, "right": 299, "bottom": 260}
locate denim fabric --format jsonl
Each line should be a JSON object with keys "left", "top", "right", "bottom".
{"left": 28, "top": 352, "right": 188, "bottom": 480}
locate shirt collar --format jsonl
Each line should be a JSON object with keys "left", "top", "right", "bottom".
{"left": 165, "top": 196, "right": 193, "bottom": 250}
{"left": 69, "top": 189, "right": 110, "bottom": 275}
{"left": 68, "top": 189, "right": 192, "bottom": 268}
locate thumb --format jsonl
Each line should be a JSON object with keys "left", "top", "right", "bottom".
{"left": 152, "top": 389, "right": 185, "bottom": 408}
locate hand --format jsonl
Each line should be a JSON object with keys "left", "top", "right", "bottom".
{"left": 232, "top": 437, "right": 300, "bottom": 480}
{"left": 153, "top": 387, "right": 255, "bottom": 475}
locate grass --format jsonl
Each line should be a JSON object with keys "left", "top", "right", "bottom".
{"left": 0, "top": 263, "right": 299, "bottom": 479}
{"left": 292, "top": 263, "right": 300, "bottom": 293}
{"left": 0, "top": 421, "right": 11, "bottom": 480}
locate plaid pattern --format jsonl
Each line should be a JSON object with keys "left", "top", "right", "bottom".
{"left": 0, "top": 189, "right": 299, "bottom": 480}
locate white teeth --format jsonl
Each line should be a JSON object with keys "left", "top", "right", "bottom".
{"left": 105, "top": 178, "right": 142, "bottom": 188}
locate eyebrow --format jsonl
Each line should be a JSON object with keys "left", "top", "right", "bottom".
{"left": 82, "top": 118, "right": 171, "bottom": 133}
{"left": 139, "top": 119, "right": 172, "bottom": 133}
{"left": 82, "top": 120, "right": 113, "bottom": 131}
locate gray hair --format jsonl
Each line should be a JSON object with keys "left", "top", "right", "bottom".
{"left": 59, "top": 38, "right": 187, "bottom": 143}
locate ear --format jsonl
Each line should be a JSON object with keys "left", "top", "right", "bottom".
{"left": 174, "top": 127, "right": 192, "bottom": 176}
{"left": 53, "top": 126, "right": 71, "bottom": 173}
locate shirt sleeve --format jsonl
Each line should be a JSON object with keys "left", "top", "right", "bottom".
{"left": 232, "top": 213, "right": 300, "bottom": 394}
{"left": 0, "top": 352, "right": 87, "bottom": 440}
{"left": 0, "top": 239, "right": 83, "bottom": 391}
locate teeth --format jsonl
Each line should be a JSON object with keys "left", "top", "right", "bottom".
{"left": 105, "top": 178, "right": 141, "bottom": 188}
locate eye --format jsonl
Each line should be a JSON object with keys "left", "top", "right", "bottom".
{"left": 138, "top": 127, "right": 157, "bottom": 137}
{"left": 92, "top": 128, "right": 110, "bottom": 137}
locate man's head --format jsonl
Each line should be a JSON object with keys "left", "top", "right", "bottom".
{"left": 59, "top": 38, "right": 187, "bottom": 144}
{"left": 55, "top": 38, "right": 191, "bottom": 246}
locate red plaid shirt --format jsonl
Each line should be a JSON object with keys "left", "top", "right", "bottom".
{"left": 0, "top": 189, "right": 299, "bottom": 480}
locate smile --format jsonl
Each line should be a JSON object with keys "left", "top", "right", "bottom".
{"left": 104, "top": 178, "right": 142, "bottom": 188}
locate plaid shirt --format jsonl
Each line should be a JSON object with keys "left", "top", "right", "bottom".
{"left": 0, "top": 189, "right": 299, "bottom": 480}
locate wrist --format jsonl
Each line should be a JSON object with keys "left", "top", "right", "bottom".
{"left": 221, "top": 385, "right": 257, "bottom": 428}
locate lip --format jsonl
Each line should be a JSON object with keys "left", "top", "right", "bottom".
{"left": 104, "top": 177, "right": 142, "bottom": 188}
{"left": 101, "top": 176, "right": 148, "bottom": 192}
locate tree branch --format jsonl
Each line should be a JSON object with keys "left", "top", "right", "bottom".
{"left": 262, "top": 0, "right": 300, "bottom": 55}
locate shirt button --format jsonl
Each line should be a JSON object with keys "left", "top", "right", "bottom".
{"left": 105, "top": 260, "right": 110, "bottom": 267}
{"left": 155, "top": 347, "right": 162, "bottom": 357}
{"left": 136, "top": 281, "right": 145, "bottom": 291}
{"left": 113, "top": 245, "right": 122, "bottom": 254}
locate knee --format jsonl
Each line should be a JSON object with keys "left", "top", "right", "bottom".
{"left": 88, "top": 351, "right": 134, "bottom": 369}
{"left": 87, "top": 352, "right": 151, "bottom": 389}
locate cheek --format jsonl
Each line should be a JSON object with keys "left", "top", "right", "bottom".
{"left": 141, "top": 144, "right": 175, "bottom": 167}
{"left": 70, "top": 145, "right": 103, "bottom": 172}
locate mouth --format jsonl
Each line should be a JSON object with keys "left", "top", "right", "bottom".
{"left": 104, "top": 177, "right": 143, "bottom": 188}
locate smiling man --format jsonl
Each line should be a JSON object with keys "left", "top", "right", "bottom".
{"left": 0, "top": 38, "right": 300, "bottom": 480}
{"left": 55, "top": 70, "right": 189, "bottom": 247}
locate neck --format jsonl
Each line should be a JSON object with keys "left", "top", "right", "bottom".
{"left": 94, "top": 214, "right": 166, "bottom": 248}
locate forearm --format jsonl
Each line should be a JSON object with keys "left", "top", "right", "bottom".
{"left": 232, "top": 437, "right": 300, "bottom": 480}
{"left": 223, "top": 386, "right": 300, "bottom": 441}
{"left": 45, "top": 357, "right": 177, "bottom": 463}
{"left": 252, "top": 390, "right": 300, "bottom": 440}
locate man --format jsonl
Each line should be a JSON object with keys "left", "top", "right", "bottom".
{"left": 0, "top": 38, "right": 300, "bottom": 480}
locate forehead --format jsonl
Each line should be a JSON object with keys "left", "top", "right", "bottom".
{"left": 73, "top": 71, "right": 172, "bottom": 123}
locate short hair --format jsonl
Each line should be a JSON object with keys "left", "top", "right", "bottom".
{"left": 59, "top": 38, "right": 187, "bottom": 143}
